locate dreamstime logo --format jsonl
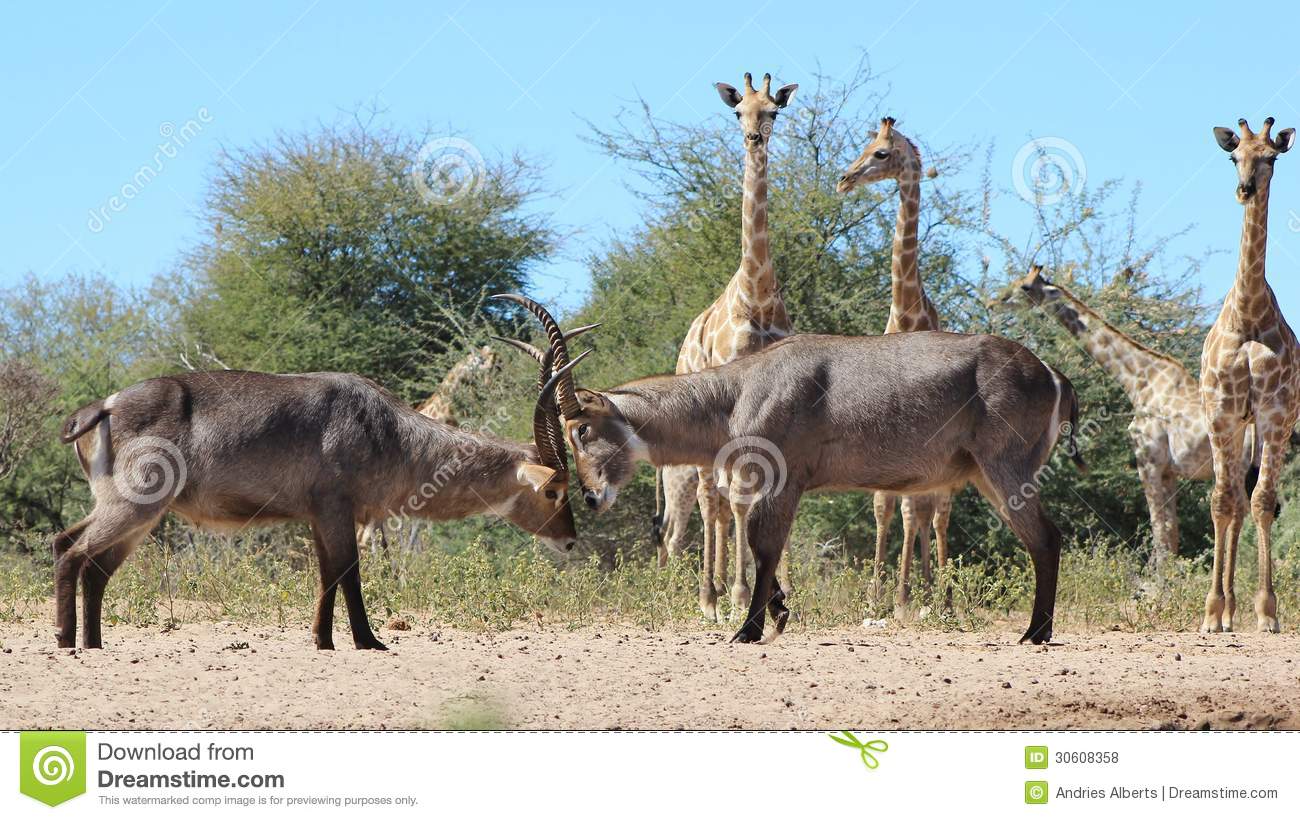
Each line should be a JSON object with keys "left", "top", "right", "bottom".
{"left": 1012, "top": 137, "right": 1086, "bottom": 206}
{"left": 411, "top": 137, "right": 485, "bottom": 204}
{"left": 113, "top": 436, "right": 188, "bottom": 505}
{"left": 32, "top": 746, "right": 75, "bottom": 786}
{"left": 714, "top": 436, "right": 787, "bottom": 504}
{"left": 20, "top": 732, "right": 86, "bottom": 806}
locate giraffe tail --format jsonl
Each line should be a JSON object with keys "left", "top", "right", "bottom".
{"left": 650, "top": 468, "right": 665, "bottom": 546}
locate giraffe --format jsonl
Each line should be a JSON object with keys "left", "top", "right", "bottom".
{"left": 362, "top": 345, "right": 499, "bottom": 550}
{"left": 836, "top": 116, "right": 953, "bottom": 612}
{"left": 658, "top": 72, "right": 797, "bottom": 621}
{"left": 994, "top": 265, "right": 1257, "bottom": 563}
{"left": 1200, "top": 116, "right": 1297, "bottom": 633}
{"left": 415, "top": 345, "right": 498, "bottom": 424}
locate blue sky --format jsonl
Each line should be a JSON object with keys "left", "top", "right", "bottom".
{"left": 5, "top": 1, "right": 1300, "bottom": 320}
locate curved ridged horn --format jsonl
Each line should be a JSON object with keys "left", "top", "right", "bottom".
{"left": 531, "top": 347, "right": 566, "bottom": 471}
{"left": 491, "top": 294, "right": 585, "bottom": 417}
{"left": 493, "top": 324, "right": 600, "bottom": 367}
{"left": 536, "top": 349, "right": 592, "bottom": 423}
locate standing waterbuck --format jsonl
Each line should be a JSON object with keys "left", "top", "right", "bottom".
{"left": 508, "top": 295, "right": 1084, "bottom": 645}
{"left": 53, "top": 331, "right": 591, "bottom": 651}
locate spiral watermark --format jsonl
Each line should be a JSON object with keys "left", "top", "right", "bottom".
{"left": 714, "top": 435, "right": 787, "bottom": 504}
{"left": 1012, "top": 137, "right": 1086, "bottom": 206}
{"left": 113, "top": 436, "right": 188, "bottom": 505}
{"left": 411, "top": 137, "right": 485, "bottom": 204}
{"left": 32, "top": 746, "right": 76, "bottom": 786}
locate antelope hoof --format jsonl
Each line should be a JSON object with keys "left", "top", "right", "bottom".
{"left": 314, "top": 636, "right": 336, "bottom": 651}
{"left": 1018, "top": 620, "right": 1052, "bottom": 645}
{"left": 773, "top": 607, "right": 790, "bottom": 636}
{"left": 730, "top": 621, "right": 764, "bottom": 644}
{"left": 55, "top": 631, "right": 76, "bottom": 650}
{"left": 355, "top": 636, "right": 389, "bottom": 651}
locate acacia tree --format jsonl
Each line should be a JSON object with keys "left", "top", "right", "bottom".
{"left": 177, "top": 116, "right": 557, "bottom": 396}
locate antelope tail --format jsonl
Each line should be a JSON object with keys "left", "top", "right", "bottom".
{"left": 61, "top": 400, "right": 108, "bottom": 443}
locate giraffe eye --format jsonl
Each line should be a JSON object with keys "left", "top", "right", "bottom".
{"left": 874, "top": 149, "right": 890, "bottom": 159}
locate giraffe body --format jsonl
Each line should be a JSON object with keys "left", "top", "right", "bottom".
{"left": 998, "top": 266, "right": 1257, "bottom": 562}
{"left": 1200, "top": 117, "right": 1298, "bottom": 633}
{"left": 837, "top": 117, "right": 954, "bottom": 612}
{"left": 659, "top": 73, "right": 796, "bottom": 621}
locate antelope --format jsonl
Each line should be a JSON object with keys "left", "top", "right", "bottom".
{"left": 509, "top": 295, "right": 1083, "bottom": 644}
{"left": 52, "top": 330, "right": 589, "bottom": 651}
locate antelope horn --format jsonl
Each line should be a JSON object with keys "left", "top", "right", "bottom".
{"left": 493, "top": 324, "right": 601, "bottom": 368}
{"left": 491, "top": 294, "right": 586, "bottom": 417}
{"left": 743, "top": 72, "right": 754, "bottom": 92}
{"left": 531, "top": 346, "right": 566, "bottom": 471}
{"left": 537, "top": 349, "right": 592, "bottom": 421}
{"left": 761, "top": 73, "right": 772, "bottom": 95}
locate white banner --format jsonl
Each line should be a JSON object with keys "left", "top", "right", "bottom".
{"left": 3, "top": 731, "right": 1296, "bottom": 817}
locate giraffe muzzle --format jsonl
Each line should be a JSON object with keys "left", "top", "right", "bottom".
{"left": 1238, "top": 181, "right": 1257, "bottom": 201}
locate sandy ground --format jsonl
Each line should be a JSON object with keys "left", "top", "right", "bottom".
{"left": 3, "top": 618, "right": 1300, "bottom": 730}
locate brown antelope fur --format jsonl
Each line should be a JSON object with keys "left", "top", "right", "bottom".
{"left": 1200, "top": 117, "right": 1298, "bottom": 633}
{"left": 655, "top": 72, "right": 798, "bottom": 622}
{"left": 54, "top": 343, "right": 585, "bottom": 651}
{"left": 509, "top": 298, "right": 1083, "bottom": 645}
{"left": 837, "top": 117, "right": 955, "bottom": 611}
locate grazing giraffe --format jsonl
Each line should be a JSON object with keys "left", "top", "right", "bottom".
{"left": 362, "top": 345, "right": 500, "bottom": 550}
{"left": 657, "top": 72, "right": 797, "bottom": 621}
{"left": 994, "top": 265, "right": 1259, "bottom": 563}
{"left": 415, "top": 345, "right": 498, "bottom": 424}
{"left": 1201, "top": 116, "right": 1297, "bottom": 633}
{"left": 837, "top": 117, "right": 953, "bottom": 611}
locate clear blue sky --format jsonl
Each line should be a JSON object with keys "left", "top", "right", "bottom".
{"left": 5, "top": 1, "right": 1300, "bottom": 320}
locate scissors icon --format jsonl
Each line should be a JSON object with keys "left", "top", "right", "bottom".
{"left": 828, "top": 731, "right": 889, "bottom": 770}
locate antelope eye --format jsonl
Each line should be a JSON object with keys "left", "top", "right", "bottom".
{"left": 874, "top": 149, "right": 890, "bottom": 159}
{"left": 544, "top": 490, "right": 558, "bottom": 500}
{"left": 578, "top": 423, "right": 590, "bottom": 440}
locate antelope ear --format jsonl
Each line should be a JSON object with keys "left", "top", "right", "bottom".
{"left": 715, "top": 82, "right": 742, "bottom": 108}
{"left": 1274, "top": 128, "right": 1296, "bottom": 153}
{"left": 516, "top": 463, "right": 557, "bottom": 492}
{"left": 1214, "top": 127, "right": 1240, "bottom": 152}
{"left": 773, "top": 83, "right": 798, "bottom": 108}
{"left": 575, "top": 388, "right": 607, "bottom": 409}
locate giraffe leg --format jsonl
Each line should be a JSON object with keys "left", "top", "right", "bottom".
{"left": 1249, "top": 427, "right": 1288, "bottom": 632}
{"left": 931, "top": 492, "right": 954, "bottom": 610}
{"left": 1202, "top": 418, "right": 1247, "bottom": 633}
{"left": 727, "top": 495, "right": 751, "bottom": 620}
{"left": 714, "top": 496, "right": 731, "bottom": 597}
{"left": 1135, "top": 454, "right": 1177, "bottom": 569}
{"left": 660, "top": 466, "right": 698, "bottom": 567}
{"left": 872, "top": 491, "right": 896, "bottom": 603}
{"left": 696, "top": 473, "right": 720, "bottom": 622}
{"left": 896, "top": 495, "right": 923, "bottom": 615}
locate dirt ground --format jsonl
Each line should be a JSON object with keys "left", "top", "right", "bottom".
{"left": 4, "top": 618, "right": 1300, "bottom": 730}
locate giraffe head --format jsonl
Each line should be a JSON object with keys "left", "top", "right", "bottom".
{"left": 837, "top": 117, "right": 923, "bottom": 193}
{"left": 715, "top": 72, "right": 797, "bottom": 152}
{"left": 993, "top": 264, "right": 1062, "bottom": 309}
{"left": 1214, "top": 117, "right": 1295, "bottom": 203}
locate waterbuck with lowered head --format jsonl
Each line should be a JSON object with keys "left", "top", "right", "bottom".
{"left": 509, "top": 295, "right": 1083, "bottom": 644}
{"left": 53, "top": 331, "right": 590, "bottom": 651}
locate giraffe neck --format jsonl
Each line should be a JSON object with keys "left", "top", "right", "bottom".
{"left": 731, "top": 143, "right": 778, "bottom": 309}
{"left": 888, "top": 165, "right": 931, "bottom": 328}
{"left": 1043, "top": 288, "right": 1168, "bottom": 402}
{"left": 1227, "top": 187, "right": 1273, "bottom": 330}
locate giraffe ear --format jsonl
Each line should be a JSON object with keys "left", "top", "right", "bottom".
{"left": 773, "top": 83, "right": 798, "bottom": 108}
{"left": 715, "top": 83, "right": 742, "bottom": 108}
{"left": 1274, "top": 128, "right": 1296, "bottom": 153}
{"left": 1214, "top": 127, "right": 1240, "bottom": 152}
